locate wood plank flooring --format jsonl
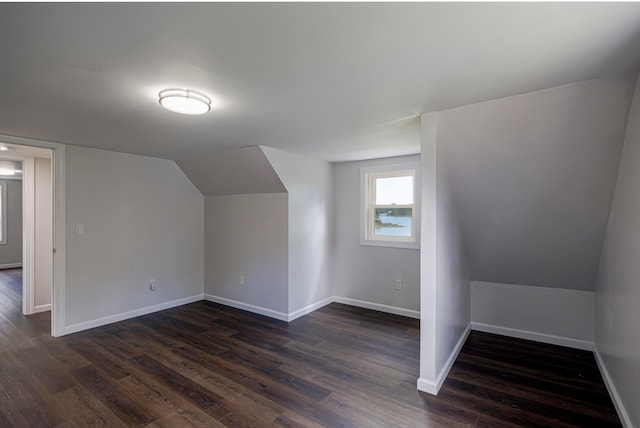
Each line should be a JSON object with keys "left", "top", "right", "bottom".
{"left": 0, "top": 268, "right": 621, "bottom": 427}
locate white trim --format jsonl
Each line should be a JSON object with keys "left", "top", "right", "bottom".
{"left": 22, "top": 157, "right": 35, "bottom": 315}
{"left": 33, "top": 303, "right": 51, "bottom": 314}
{"left": 62, "top": 294, "right": 204, "bottom": 336}
{"left": 333, "top": 296, "right": 420, "bottom": 319}
{"left": 471, "top": 322, "right": 594, "bottom": 351}
{"left": 204, "top": 294, "right": 289, "bottom": 321}
{"left": 0, "top": 181, "right": 6, "bottom": 245}
{"left": 287, "top": 297, "right": 333, "bottom": 321}
{"left": 0, "top": 263, "right": 22, "bottom": 269}
{"left": 359, "top": 163, "right": 421, "bottom": 250}
{"left": 204, "top": 295, "right": 419, "bottom": 322}
{"left": 593, "top": 346, "right": 634, "bottom": 428}
{"left": 417, "top": 324, "right": 471, "bottom": 395}
{"left": 52, "top": 143, "right": 66, "bottom": 337}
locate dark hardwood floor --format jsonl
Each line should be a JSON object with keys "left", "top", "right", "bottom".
{"left": 0, "top": 268, "right": 621, "bottom": 427}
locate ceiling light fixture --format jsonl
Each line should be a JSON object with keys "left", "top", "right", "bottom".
{"left": 158, "top": 88, "right": 212, "bottom": 115}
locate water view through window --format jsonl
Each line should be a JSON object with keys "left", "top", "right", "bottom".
{"left": 373, "top": 175, "right": 413, "bottom": 237}
{"left": 374, "top": 208, "right": 412, "bottom": 236}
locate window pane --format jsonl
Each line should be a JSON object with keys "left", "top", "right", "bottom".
{"left": 374, "top": 207, "right": 412, "bottom": 237}
{"left": 375, "top": 175, "right": 413, "bottom": 205}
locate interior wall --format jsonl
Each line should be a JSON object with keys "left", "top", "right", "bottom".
{"left": 34, "top": 157, "right": 52, "bottom": 309}
{"left": 204, "top": 193, "right": 289, "bottom": 315}
{"left": 64, "top": 146, "right": 204, "bottom": 330}
{"left": 0, "top": 179, "right": 22, "bottom": 267}
{"left": 438, "top": 75, "right": 634, "bottom": 291}
{"left": 471, "top": 282, "right": 594, "bottom": 349}
{"left": 419, "top": 112, "right": 471, "bottom": 395}
{"left": 332, "top": 155, "right": 420, "bottom": 315}
{"left": 594, "top": 75, "right": 640, "bottom": 428}
{"left": 434, "top": 139, "right": 471, "bottom": 374}
{"left": 262, "top": 147, "right": 333, "bottom": 314}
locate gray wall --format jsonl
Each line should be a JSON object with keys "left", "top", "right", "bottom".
{"left": 0, "top": 179, "right": 22, "bottom": 266}
{"left": 263, "top": 147, "right": 333, "bottom": 314}
{"left": 332, "top": 155, "right": 420, "bottom": 314}
{"left": 65, "top": 146, "right": 204, "bottom": 328}
{"left": 204, "top": 193, "right": 289, "bottom": 314}
{"left": 439, "top": 75, "right": 634, "bottom": 291}
{"left": 594, "top": 75, "right": 640, "bottom": 428}
{"left": 419, "top": 112, "right": 471, "bottom": 393}
{"left": 471, "top": 282, "right": 594, "bottom": 348}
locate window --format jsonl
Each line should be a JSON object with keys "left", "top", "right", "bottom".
{"left": 360, "top": 165, "right": 419, "bottom": 249}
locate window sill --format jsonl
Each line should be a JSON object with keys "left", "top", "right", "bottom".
{"left": 359, "top": 238, "right": 420, "bottom": 250}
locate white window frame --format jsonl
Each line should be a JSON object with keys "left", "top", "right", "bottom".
{"left": 360, "top": 164, "right": 420, "bottom": 249}
{"left": 0, "top": 181, "right": 6, "bottom": 245}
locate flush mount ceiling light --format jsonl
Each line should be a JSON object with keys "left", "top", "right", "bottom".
{"left": 158, "top": 88, "right": 212, "bottom": 115}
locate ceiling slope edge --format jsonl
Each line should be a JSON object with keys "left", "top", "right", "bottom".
{"left": 176, "top": 145, "right": 286, "bottom": 196}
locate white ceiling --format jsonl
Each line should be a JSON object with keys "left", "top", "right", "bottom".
{"left": 1, "top": 3, "right": 640, "bottom": 162}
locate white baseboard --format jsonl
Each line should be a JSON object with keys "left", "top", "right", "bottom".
{"left": 204, "top": 295, "right": 419, "bottom": 322}
{"left": 332, "top": 296, "right": 420, "bottom": 319}
{"left": 62, "top": 294, "right": 204, "bottom": 336}
{"left": 471, "top": 322, "right": 593, "bottom": 351}
{"left": 417, "top": 323, "right": 471, "bottom": 395}
{"left": 288, "top": 297, "right": 333, "bottom": 321}
{"left": 0, "top": 263, "right": 22, "bottom": 269}
{"left": 204, "top": 294, "right": 290, "bottom": 321}
{"left": 594, "top": 346, "right": 634, "bottom": 428}
{"left": 33, "top": 303, "right": 51, "bottom": 313}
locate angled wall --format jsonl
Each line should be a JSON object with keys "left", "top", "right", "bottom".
{"left": 262, "top": 147, "right": 333, "bottom": 316}
{"left": 178, "top": 146, "right": 289, "bottom": 318}
{"left": 176, "top": 146, "right": 286, "bottom": 196}
{"left": 180, "top": 145, "right": 332, "bottom": 320}
{"left": 439, "top": 75, "right": 634, "bottom": 291}
{"left": 594, "top": 75, "right": 640, "bottom": 428}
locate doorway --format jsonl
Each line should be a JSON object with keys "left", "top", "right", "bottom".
{"left": 0, "top": 139, "right": 54, "bottom": 334}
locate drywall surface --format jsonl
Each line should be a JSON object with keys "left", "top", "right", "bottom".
{"left": 420, "top": 113, "right": 438, "bottom": 386}
{"left": 65, "top": 146, "right": 204, "bottom": 327}
{"left": 177, "top": 146, "right": 286, "bottom": 196}
{"left": 435, "top": 140, "right": 470, "bottom": 374}
{"left": 34, "top": 157, "right": 52, "bottom": 308}
{"left": 204, "top": 193, "right": 289, "bottom": 314}
{"left": 0, "top": 179, "right": 22, "bottom": 266}
{"left": 262, "top": 147, "right": 333, "bottom": 313}
{"left": 419, "top": 112, "right": 471, "bottom": 394}
{"left": 439, "top": 75, "right": 635, "bottom": 291}
{"left": 332, "top": 155, "right": 420, "bottom": 313}
{"left": 471, "top": 282, "right": 594, "bottom": 346}
{"left": 595, "top": 75, "right": 640, "bottom": 428}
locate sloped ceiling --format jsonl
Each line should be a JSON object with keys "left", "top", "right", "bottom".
{"left": 1, "top": 3, "right": 640, "bottom": 161}
{"left": 176, "top": 146, "right": 285, "bottom": 196}
{"left": 439, "top": 75, "right": 636, "bottom": 291}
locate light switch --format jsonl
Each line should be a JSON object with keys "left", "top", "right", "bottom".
{"left": 75, "top": 224, "right": 85, "bottom": 235}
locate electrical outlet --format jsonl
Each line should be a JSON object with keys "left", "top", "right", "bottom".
{"left": 395, "top": 279, "right": 402, "bottom": 290}
{"left": 149, "top": 278, "right": 156, "bottom": 291}
{"left": 240, "top": 275, "right": 245, "bottom": 286}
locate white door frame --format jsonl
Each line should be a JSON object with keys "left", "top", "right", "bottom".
{"left": 0, "top": 135, "right": 66, "bottom": 337}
